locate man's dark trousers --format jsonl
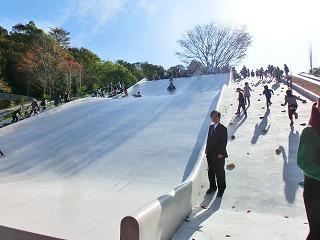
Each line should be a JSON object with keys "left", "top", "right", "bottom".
{"left": 304, "top": 175, "right": 320, "bottom": 240}
{"left": 207, "top": 155, "right": 226, "bottom": 191}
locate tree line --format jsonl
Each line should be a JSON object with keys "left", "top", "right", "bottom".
{"left": 0, "top": 21, "right": 172, "bottom": 99}
{"left": 0, "top": 21, "right": 252, "bottom": 99}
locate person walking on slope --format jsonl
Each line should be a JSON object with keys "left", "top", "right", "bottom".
{"left": 243, "top": 82, "right": 252, "bottom": 106}
{"left": 235, "top": 88, "right": 247, "bottom": 117}
{"left": 205, "top": 110, "right": 228, "bottom": 197}
{"left": 30, "top": 99, "right": 39, "bottom": 115}
{"left": 251, "top": 70, "right": 255, "bottom": 78}
{"left": 263, "top": 85, "right": 274, "bottom": 109}
{"left": 284, "top": 64, "right": 290, "bottom": 76}
{"left": 281, "top": 89, "right": 306, "bottom": 125}
{"left": 0, "top": 149, "right": 4, "bottom": 157}
{"left": 11, "top": 108, "right": 21, "bottom": 123}
{"left": 297, "top": 98, "right": 320, "bottom": 240}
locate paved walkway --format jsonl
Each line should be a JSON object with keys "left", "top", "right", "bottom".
{"left": 173, "top": 77, "right": 313, "bottom": 240}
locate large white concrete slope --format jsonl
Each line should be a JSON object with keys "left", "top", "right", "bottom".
{"left": 0, "top": 74, "right": 229, "bottom": 240}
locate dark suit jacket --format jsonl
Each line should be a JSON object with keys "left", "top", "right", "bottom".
{"left": 205, "top": 123, "right": 228, "bottom": 158}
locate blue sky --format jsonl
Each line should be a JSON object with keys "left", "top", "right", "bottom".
{"left": 1, "top": 0, "right": 320, "bottom": 73}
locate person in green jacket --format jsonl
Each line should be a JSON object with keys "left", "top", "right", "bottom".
{"left": 297, "top": 98, "right": 320, "bottom": 240}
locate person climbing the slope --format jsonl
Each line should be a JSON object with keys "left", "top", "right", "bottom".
{"left": 11, "top": 108, "right": 21, "bottom": 123}
{"left": 235, "top": 88, "right": 247, "bottom": 117}
{"left": 30, "top": 99, "right": 39, "bottom": 115}
{"left": 263, "top": 85, "right": 274, "bottom": 109}
{"left": 281, "top": 89, "right": 306, "bottom": 125}
{"left": 167, "top": 81, "right": 176, "bottom": 92}
{"left": 243, "top": 82, "right": 252, "bottom": 106}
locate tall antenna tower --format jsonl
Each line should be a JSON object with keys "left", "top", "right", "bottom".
{"left": 309, "top": 43, "right": 313, "bottom": 73}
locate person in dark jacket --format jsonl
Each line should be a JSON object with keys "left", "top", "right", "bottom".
{"left": 235, "top": 88, "right": 247, "bottom": 117}
{"left": 205, "top": 110, "right": 228, "bottom": 197}
{"left": 251, "top": 70, "right": 255, "bottom": 78}
{"left": 64, "top": 91, "right": 69, "bottom": 103}
{"left": 297, "top": 98, "right": 320, "bottom": 240}
{"left": 40, "top": 98, "right": 47, "bottom": 111}
{"left": 167, "top": 82, "right": 176, "bottom": 92}
{"left": 11, "top": 108, "right": 21, "bottom": 123}
{"left": 284, "top": 64, "right": 290, "bottom": 75}
{"left": 263, "top": 85, "right": 274, "bottom": 109}
{"left": 0, "top": 149, "right": 4, "bottom": 157}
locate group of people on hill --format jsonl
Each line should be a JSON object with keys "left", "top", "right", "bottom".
{"left": 54, "top": 91, "right": 69, "bottom": 107}
{"left": 11, "top": 98, "right": 47, "bottom": 124}
{"left": 92, "top": 82, "right": 128, "bottom": 98}
{"left": 235, "top": 63, "right": 306, "bottom": 125}
{"left": 235, "top": 82, "right": 306, "bottom": 125}
{"left": 237, "top": 64, "right": 290, "bottom": 84}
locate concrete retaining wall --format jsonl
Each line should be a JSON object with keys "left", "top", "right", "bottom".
{"left": 280, "top": 79, "right": 319, "bottom": 102}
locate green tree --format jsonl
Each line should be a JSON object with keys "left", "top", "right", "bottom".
{"left": 100, "top": 61, "right": 137, "bottom": 88}
{"left": 139, "top": 62, "right": 165, "bottom": 80}
{"left": 116, "top": 60, "right": 144, "bottom": 80}
{"left": 49, "top": 27, "right": 71, "bottom": 49}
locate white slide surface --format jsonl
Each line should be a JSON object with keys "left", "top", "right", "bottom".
{"left": 0, "top": 74, "right": 229, "bottom": 240}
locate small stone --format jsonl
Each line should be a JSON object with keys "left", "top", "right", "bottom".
{"left": 281, "top": 110, "right": 286, "bottom": 112}
{"left": 185, "top": 219, "right": 190, "bottom": 222}
{"left": 258, "top": 99, "right": 261, "bottom": 101}
{"left": 260, "top": 116, "right": 264, "bottom": 119}
{"left": 300, "top": 123, "right": 307, "bottom": 126}
{"left": 231, "top": 135, "right": 236, "bottom": 140}
{"left": 284, "top": 216, "right": 289, "bottom": 218}
{"left": 227, "top": 163, "right": 235, "bottom": 170}
{"left": 276, "top": 148, "right": 281, "bottom": 155}
{"left": 247, "top": 210, "right": 251, "bottom": 213}
{"left": 246, "top": 152, "right": 250, "bottom": 155}
{"left": 226, "top": 235, "right": 231, "bottom": 238}
{"left": 232, "top": 206, "right": 235, "bottom": 209}
{"left": 201, "top": 206, "right": 207, "bottom": 209}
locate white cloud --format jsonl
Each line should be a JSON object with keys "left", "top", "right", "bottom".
{"left": 137, "top": 0, "right": 161, "bottom": 15}
{"left": 69, "top": 0, "right": 128, "bottom": 34}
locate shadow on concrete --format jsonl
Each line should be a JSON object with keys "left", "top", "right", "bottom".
{"left": 227, "top": 115, "right": 247, "bottom": 141}
{"left": 279, "top": 125, "right": 304, "bottom": 203}
{"left": 254, "top": 79, "right": 263, "bottom": 87}
{"left": 251, "top": 109, "right": 270, "bottom": 144}
{"left": 271, "top": 82, "right": 281, "bottom": 91}
{"left": 175, "top": 194, "right": 222, "bottom": 239}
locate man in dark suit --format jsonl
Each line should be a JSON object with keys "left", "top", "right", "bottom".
{"left": 205, "top": 110, "right": 228, "bottom": 197}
